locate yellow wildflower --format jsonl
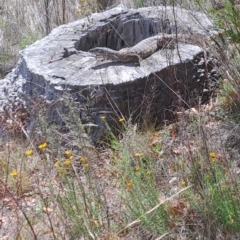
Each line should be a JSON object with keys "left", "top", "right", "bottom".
{"left": 146, "top": 170, "right": 151, "bottom": 176}
{"left": 119, "top": 118, "right": 125, "bottom": 122}
{"left": 134, "top": 166, "right": 140, "bottom": 172}
{"left": 63, "top": 160, "right": 71, "bottom": 166}
{"left": 69, "top": 155, "right": 74, "bottom": 160}
{"left": 25, "top": 149, "right": 33, "bottom": 156}
{"left": 126, "top": 180, "right": 133, "bottom": 190}
{"left": 54, "top": 161, "right": 60, "bottom": 167}
{"left": 10, "top": 170, "right": 18, "bottom": 177}
{"left": 209, "top": 152, "right": 217, "bottom": 162}
{"left": 57, "top": 167, "right": 66, "bottom": 174}
{"left": 211, "top": 157, "right": 216, "bottom": 163}
{"left": 100, "top": 116, "right": 105, "bottom": 120}
{"left": 181, "top": 180, "right": 186, "bottom": 186}
{"left": 80, "top": 156, "right": 87, "bottom": 163}
{"left": 84, "top": 163, "right": 89, "bottom": 168}
{"left": 134, "top": 153, "right": 143, "bottom": 158}
{"left": 65, "top": 150, "right": 72, "bottom": 157}
{"left": 38, "top": 142, "right": 47, "bottom": 149}
{"left": 209, "top": 152, "right": 217, "bottom": 158}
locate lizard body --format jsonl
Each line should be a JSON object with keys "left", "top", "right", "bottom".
{"left": 89, "top": 33, "right": 208, "bottom": 63}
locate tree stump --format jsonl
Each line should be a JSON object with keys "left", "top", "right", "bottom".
{"left": 0, "top": 5, "right": 220, "bottom": 142}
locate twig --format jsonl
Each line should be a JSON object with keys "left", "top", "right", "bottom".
{"left": 117, "top": 185, "right": 192, "bottom": 235}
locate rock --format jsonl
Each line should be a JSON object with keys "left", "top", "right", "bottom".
{"left": 0, "top": 5, "right": 219, "bottom": 143}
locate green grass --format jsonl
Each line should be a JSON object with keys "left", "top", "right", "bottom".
{"left": 209, "top": 2, "right": 240, "bottom": 43}
{"left": 0, "top": 54, "right": 8, "bottom": 62}
{"left": 20, "top": 32, "right": 39, "bottom": 49}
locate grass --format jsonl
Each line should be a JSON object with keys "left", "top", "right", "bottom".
{"left": 0, "top": 0, "right": 102, "bottom": 78}
{"left": 1, "top": 98, "right": 240, "bottom": 239}
{"left": 20, "top": 32, "right": 39, "bottom": 49}
{"left": 1, "top": 0, "right": 240, "bottom": 239}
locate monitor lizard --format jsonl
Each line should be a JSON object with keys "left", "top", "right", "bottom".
{"left": 89, "top": 33, "right": 208, "bottom": 63}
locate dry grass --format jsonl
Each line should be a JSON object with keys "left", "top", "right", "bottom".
{"left": 1, "top": 0, "right": 240, "bottom": 239}
{"left": 1, "top": 97, "right": 240, "bottom": 239}
{"left": 0, "top": 0, "right": 103, "bottom": 78}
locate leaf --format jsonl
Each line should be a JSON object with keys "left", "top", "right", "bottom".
{"left": 170, "top": 124, "right": 178, "bottom": 140}
{"left": 166, "top": 201, "right": 186, "bottom": 217}
{"left": 150, "top": 136, "right": 160, "bottom": 147}
{"left": 172, "top": 147, "right": 183, "bottom": 154}
{"left": 43, "top": 207, "right": 53, "bottom": 214}
{"left": 43, "top": 229, "right": 52, "bottom": 235}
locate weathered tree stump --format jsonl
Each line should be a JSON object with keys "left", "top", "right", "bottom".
{"left": 0, "top": 5, "right": 220, "bottom": 142}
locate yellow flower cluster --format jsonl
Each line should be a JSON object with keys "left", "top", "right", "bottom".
{"left": 119, "top": 118, "right": 125, "bottom": 123}
{"left": 80, "top": 156, "right": 89, "bottom": 168}
{"left": 84, "top": 163, "right": 89, "bottom": 168}
{"left": 209, "top": 152, "right": 217, "bottom": 163}
{"left": 126, "top": 180, "right": 133, "bottom": 191}
{"left": 181, "top": 180, "right": 186, "bottom": 186}
{"left": 38, "top": 142, "right": 47, "bottom": 149}
{"left": 54, "top": 161, "right": 60, "bottom": 167}
{"left": 64, "top": 150, "right": 74, "bottom": 163}
{"left": 80, "top": 156, "right": 87, "bottom": 162}
{"left": 146, "top": 170, "right": 151, "bottom": 176}
{"left": 10, "top": 169, "right": 18, "bottom": 177}
{"left": 54, "top": 153, "right": 90, "bottom": 173}
{"left": 134, "top": 166, "right": 140, "bottom": 172}
{"left": 25, "top": 149, "right": 33, "bottom": 156}
{"left": 65, "top": 150, "right": 72, "bottom": 157}
{"left": 126, "top": 168, "right": 152, "bottom": 191}
{"left": 54, "top": 149, "right": 74, "bottom": 173}
{"left": 63, "top": 160, "right": 71, "bottom": 166}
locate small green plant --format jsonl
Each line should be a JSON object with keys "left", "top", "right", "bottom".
{"left": 134, "top": 0, "right": 145, "bottom": 7}
{"left": 122, "top": 166, "right": 170, "bottom": 235}
{"left": 209, "top": 1, "right": 240, "bottom": 43}
{"left": 0, "top": 17, "right": 4, "bottom": 25}
{"left": 0, "top": 54, "right": 8, "bottom": 62}
{"left": 56, "top": 176, "right": 106, "bottom": 238}
{"left": 20, "top": 32, "right": 38, "bottom": 49}
{"left": 218, "top": 79, "right": 240, "bottom": 121}
{"left": 108, "top": 125, "right": 170, "bottom": 236}
{"left": 189, "top": 151, "right": 240, "bottom": 234}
